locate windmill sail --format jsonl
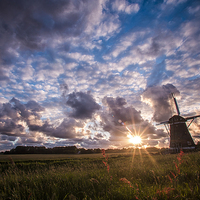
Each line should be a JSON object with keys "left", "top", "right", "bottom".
{"left": 172, "top": 93, "right": 180, "bottom": 115}
{"left": 185, "top": 115, "right": 200, "bottom": 121}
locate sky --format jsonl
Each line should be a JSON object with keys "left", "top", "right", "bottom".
{"left": 0, "top": 0, "right": 200, "bottom": 152}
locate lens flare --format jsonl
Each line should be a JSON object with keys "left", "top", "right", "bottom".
{"left": 125, "top": 126, "right": 142, "bottom": 145}
{"left": 128, "top": 134, "right": 142, "bottom": 144}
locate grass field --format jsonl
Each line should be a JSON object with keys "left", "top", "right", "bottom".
{"left": 0, "top": 153, "right": 108, "bottom": 161}
{"left": 0, "top": 150, "right": 200, "bottom": 200}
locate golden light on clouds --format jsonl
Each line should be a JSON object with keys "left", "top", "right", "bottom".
{"left": 95, "top": 115, "right": 101, "bottom": 122}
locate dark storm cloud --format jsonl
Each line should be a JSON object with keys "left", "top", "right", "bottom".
{"left": 10, "top": 97, "right": 32, "bottom": 119}
{"left": 0, "top": 98, "right": 45, "bottom": 136}
{"left": 0, "top": 101, "right": 19, "bottom": 119}
{"left": 1, "top": 134, "right": 17, "bottom": 141}
{"left": 0, "top": 0, "right": 93, "bottom": 49}
{"left": 0, "top": 97, "right": 85, "bottom": 139}
{"left": 0, "top": 90, "right": 103, "bottom": 139}
{"left": 26, "top": 100, "right": 45, "bottom": 112}
{"left": 0, "top": 118, "right": 24, "bottom": 136}
{"left": 142, "top": 84, "right": 180, "bottom": 122}
{"left": 29, "top": 118, "right": 83, "bottom": 139}
{"left": 100, "top": 112, "right": 127, "bottom": 136}
{"left": 9, "top": 97, "right": 44, "bottom": 120}
{"left": 102, "top": 96, "right": 143, "bottom": 125}
{"left": 101, "top": 96, "right": 142, "bottom": 136}
{"left": 66, "top": 91, "right": 101, "bottom": 119}
{"left": 103, "top": 96, "right": 127, "bottom": 109}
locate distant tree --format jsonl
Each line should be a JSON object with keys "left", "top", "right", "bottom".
{"left": 196, "top": 141, "right": 200, "bottom": 151}
{"left": 93, "top": 148, "right": 101, "bottom": 153}
{"left": 52, "top": 146, "right": 78, "bottom": 154}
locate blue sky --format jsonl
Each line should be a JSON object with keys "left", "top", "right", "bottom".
{"left": 0, "top": 0, "right": 200, "bottom": 151}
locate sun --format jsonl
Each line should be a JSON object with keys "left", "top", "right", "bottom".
{"left": 128, "top": 135, "right": 142, "bottom": 145}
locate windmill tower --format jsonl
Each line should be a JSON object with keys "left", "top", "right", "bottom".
{"left": 158, "top": 94, "right": 200, "bottom": 152}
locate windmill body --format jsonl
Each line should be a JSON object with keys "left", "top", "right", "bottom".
{"left": 169, "top": 115, "right": 195, "bottom": 150}
{"left": 158, "top": 94, "right": 200, "bottom": 152}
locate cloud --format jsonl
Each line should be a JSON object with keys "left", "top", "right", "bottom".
{"left": 0, "top": 97, "right": 45, "bottom": 136}
{"left": 112, "top": 0, "right": 140, "bottom": 14}
{"left": 164, "top": 0, "right": 187, "bottom": 5}
{"left": 26, "top": 100, "right": 45, "bottom": 112}
{"left": 28, "top": 118, "right": 83, "bottom": 139}
{"left": 163, "top": 17, "right": 200, "bottom": 84}
{"left": 135, "top": 32, "right": 182, "bottom": 60}
{"left": 142, "top": 84, "right": 180, "bottom": 122}
{"left": 100, "top": 96, "right": 140, "bottom": 138}
{"left": 99, "top": 96, "right": 168, "bottom": 146}
{"left": 180, "top": 20, "right": 200, "bottom": 56}
{"left": 102, "top": 96, "right": 143, "bottom": 125}
{"left": 10, "top": 97, "right": 43, "bottom": 119}
{"left": 0, "top": 0, "right": 200, "bottom": 151}
{"left": 188, "top": 5, "right": 200, "bottom": 14}
{"left": 0, "top": 0, "right": 108, "bottom": 74}
{"left": 0, "top": 97, "right": 86, "bottom": 139}
{"left": 60, "top": 83, "right": 69, "bottom": 98}
{"left": 0, "top": 135, "right": 16, "bottom": 151}
{"left": 18, "top": 65, "right": 35, "bottom": 81}
{"left": 0, "top": 68, "right": 10, "bottom": 82}
{"left": 0, "top": 0, "right": 97, "bottom": 49}
{"left": 94, "top": 13, "right": 121, "bottom": 40}
{"left": 0, "top": 118, "right": 25, "bottom": 136}
{"left": 103, "top": 31, "right": 143, "bottom": 60}
{"left": 66, "top": 91, "right": 101, "bottom": 119}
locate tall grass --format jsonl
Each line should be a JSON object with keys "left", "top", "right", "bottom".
{"left": 0, "top": 151, "right": 200, "bottom": 199}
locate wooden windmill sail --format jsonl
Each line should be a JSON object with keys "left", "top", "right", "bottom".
{"left": 158, "top": 94, "right": 200, "bottom": 151}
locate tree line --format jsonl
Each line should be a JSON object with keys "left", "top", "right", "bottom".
{"left": 2, "top": 145, "right": 162, "bottom": 154}
{"left": 3, "top": 146, "right": 100, "bottom": 154}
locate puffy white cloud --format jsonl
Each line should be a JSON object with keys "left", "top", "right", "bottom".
{"left": 112, "top": 0, "right": 140, "bottom": 14}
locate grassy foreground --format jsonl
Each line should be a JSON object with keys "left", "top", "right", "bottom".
{"left": 0, "top": 150, "right": 200, "bottom": 200}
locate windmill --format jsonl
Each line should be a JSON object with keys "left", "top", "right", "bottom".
{"left": 158, "top": 94, "right": 200, "bottom": 152}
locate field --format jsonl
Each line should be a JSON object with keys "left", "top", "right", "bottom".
{"left": 0, "top": 150, "right": 200, "bottom": 200}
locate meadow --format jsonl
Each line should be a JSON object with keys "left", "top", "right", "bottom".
{"left": 0, "top": 150, "right": 200, "bottom": 200}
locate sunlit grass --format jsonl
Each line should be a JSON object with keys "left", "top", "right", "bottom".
{"left": 0, "top": 151, "right": 200, "bottom": 199}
